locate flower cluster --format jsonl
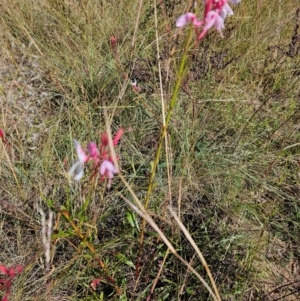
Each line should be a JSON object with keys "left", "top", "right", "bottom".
{"left": 68, "top": 128, "right": 123, "bottom": 184}
{"left": 0, "top": 265, "right": 23, "bottom": 301}
{"left": 176, "top": 0, "right": 241, "bottom": 40}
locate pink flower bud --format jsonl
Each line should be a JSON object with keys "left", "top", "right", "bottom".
{"left": 110, "top": 36, "right": 117, "bottom": 50}
{"left": 0, "top": 265, "right": 9, "bottom": 275}
{"left": 91, "top": 278, "right": 101, "bottom": 291}
{"left": 113, "top": 128, "right": 124, "bottom": 146}
{"left": 0, "top": 129, "right": 4, "bottom": 141}
{"left": 101, "top": 133, "right": 109, "bottom": 147}
{"left": 15, "top": 266, "right": 23, "bottom": 274}
{"left": 88, "top": 142, "right": 99, "bottom": 159}
{"left": 8, "top": 268, "right": 15, "bottom": 277}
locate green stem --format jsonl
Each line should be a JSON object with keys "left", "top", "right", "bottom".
{"left": 137, "top": 27, "right": 194, "bottom": 260}
{"left": 145, "top": 27, "right": 193, "bottom": 213}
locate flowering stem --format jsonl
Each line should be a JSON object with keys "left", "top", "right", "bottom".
{"left": 150, "top": 27, "right": 193, "bottom": 203}
{"left": 137, "top": 26, "right": 194, "bottom": 270}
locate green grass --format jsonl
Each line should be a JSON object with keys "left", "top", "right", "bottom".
{"left": 0, "top": 0, "right": 300, "bottom": 300}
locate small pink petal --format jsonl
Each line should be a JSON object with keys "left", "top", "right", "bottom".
{"left": 100, "top": 160, "right": 117, "bottom": 179}
{"left": 110, "top": 36, "right": 117, "bottom": 46}
{"left": 204, "top": 11, "right": 224, "bottom": 34}
{"left": 220, "top": 3, "right": 234, "bottom": 19}
{"left": 74, "top": 140, "right": 89, "bottom": 163}
{"left": 212, "top": 0, "right": 226, "bottom": 10}
{"left": 203, "top": 11, "right": 217, "bottom": 31}
{"left": 88, "top": 142, "right": 99, "bottom": 159}
{"left": 0, "top": 129, "right": 4, "bottom": 140}
{"left": 176, "top": 13, "right": 196, "bottom": 28}
{"left": 91, "top": 278, "right": 101, "bottom": 290}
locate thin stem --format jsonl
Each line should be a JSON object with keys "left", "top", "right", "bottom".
{"left": 145, "top": 27, "right": 193, "bottom": 210}
{"left": 137, "top": 26, "right": 194, "bottom": 265}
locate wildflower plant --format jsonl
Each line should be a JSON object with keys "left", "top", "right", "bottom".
{"left": 176, "top": 0, "right": 241, "bottom": 40}
{"left": 0, "top": 265, "right": 23, "bottom": 301}
{"left": 68, "top": 128, "right": 123, "bottom": 186}
{"left": 135, "top": 0, "right": 242, "bottom": 300}
{"left": 143, "top": 0, "right": 243, "bottom": 226}
{"left": 3, "top": 0, "right": 300, "bottom": 299}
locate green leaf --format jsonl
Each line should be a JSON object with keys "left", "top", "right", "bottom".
{"left": 126, "top": 210, "right": 140, "bottom": 232}
{"left": 186, "top": 287, "right": 194, "bottom": 295}
{"left": 115, "top": 253, "right": 135, "bottom": 268}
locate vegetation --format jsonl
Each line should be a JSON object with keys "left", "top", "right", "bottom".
{"left": 0, "top": 0, "right": 299, "bottom": 300}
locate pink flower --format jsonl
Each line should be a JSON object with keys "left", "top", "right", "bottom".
{"left": 91, "top": 278, "right": 102, "bottom": 291}
{"left": 0, "top": 265, "right": 23, "bottom": 301}
{"left": 68, "top": 128, "right": 123, "bottom": 182}
{"left": 220, "top": 3, "right": 234, "bottom": 20}
{"left": 110, "top": 36, "right": 117, "bottom": 46}
{"left": 210, "top": 0, "right": 226, "bottom": 11}
{"left": 176, "top": 13, "right": 203, "bottom": 28}
{"left": 100, "top": 160, "right": 118, "bottom": 179}
{"left": 176, "top": 0, "right": 241, "bottom": 40}
{"left": 203, "top": 11, "right": 224, "bottom": 35}
{"left": 88, "top": 142, "right": 99, "bottom": 159}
